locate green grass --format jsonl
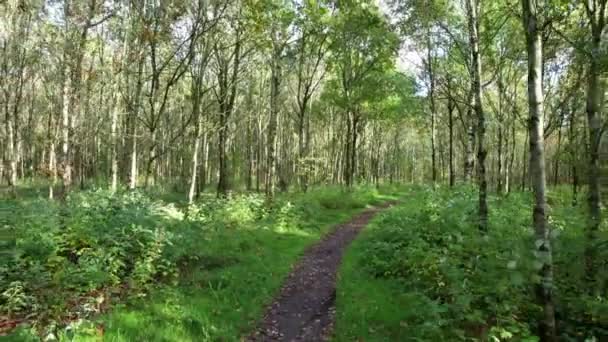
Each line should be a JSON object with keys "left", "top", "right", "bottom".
{"left": 334, "top": 193, "right": 436, "bottom": 342}
{"left": 98, "top": 187, "right": 403, "bottom": 342}
{"left": 2, "top": 184, "right": 404, "bottom": 341}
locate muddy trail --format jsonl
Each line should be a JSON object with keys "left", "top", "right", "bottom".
{"left": 246, "top": 202, "right": 396, "bottom": 342}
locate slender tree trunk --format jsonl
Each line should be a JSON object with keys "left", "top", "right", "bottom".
{"left": 507, "top": 123, "right": 516, "bottom": 193}
{"left": 344, "top": 112, "right": 352, "bottom": 186}
{"left": 584, "top": 4, "right": 605, "bottom": 287}
{"left": 188, "top": 84, "right": 203, "bottom": 203}
{"left": 298, "top": 105, "right": 308, "bottom": 192}
{"left": 215, "top": 25, "right": 241, "bottom": 198}
{"left": 197, "top": 130, "right": 209, "bottom": 197}
{"left": 144, "top": 133, "right": 156, "bottom": 188}
{"left": 521, "top": 0, "right": 557, "bottom": 339}
{"left": 305, "top": 112, "right": 311, "bottom": 185}
{"left": 448, "top": 97, "right": 455, "bottom": 187}
{"left": 189, "top": 117, "right": 202, "bottom": 204}
{"left": 265, "top": 46, "right": 281, "bottom": 199}
{"left": 521, "top": 129, "right": 528, "bottom": 191}
{"left": 129, "top": 124, "right": 138, "bottom": 190}
{"left": 256, "top": 116, "right": 262, "bottom": 192}
{"left": 5, "top": 106, "right": 17, "bottom": 196}
{"left": 569, "top": 104, "right": 579, "bottom": 206}
{"left": 60, "top": 66, "right": 72, "bottom": 199}
{"left": 246, "top": 118, "right": 253, "bottom": 191}
{"left": 467, "top": 0, "right": 488, "bottom": 232}
{"left": 427, "top": 32, "right": 437, "bottom": 183}
{"left": 127, "top": 53, "right": 143, "bottom": 190}
{"left": 350, "top": 114, "right": 359, "bottom": 187}
{"left": 47, "top": 108, "right": 57, "bottom": 199}
{"left": 497, "top": 122, "right": 504, "bottom": 194}
{"left": 553, "top": 113, "right": 563, "bottom": 186}
{"left": 217, "top": 112, "right": 230, "bottom": 197}
{"left": 464, "top": 88, "right": 476, "bottom": 182}
{"left": 110, "top": 79, "right": 120, "bottom": 192}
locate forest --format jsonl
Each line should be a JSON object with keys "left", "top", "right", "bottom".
{"left": 0, "top": 0, "right": 607, "bottom": 341}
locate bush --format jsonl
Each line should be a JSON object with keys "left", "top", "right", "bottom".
{"left": 2, "top": 185, "right": 402, "bottom": 337}
{"left": 353, "top": 185, "right": 607, "bottom": 340}
{"left": 1, "top": 190, "right": 181, "bottom": 325}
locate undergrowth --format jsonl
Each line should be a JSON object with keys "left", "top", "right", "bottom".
{"left": 334, "top": 185, "right": 607, "bottom": 341}
{"left": 1, "top": 185, "right": 402, "bottom": 341}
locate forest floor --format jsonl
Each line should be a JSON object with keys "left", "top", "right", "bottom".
{"left": 247, "top": 202, "right": 395, "bottom": 341}
{"left": 2, "top": 184, "right": 606, "bottom": 341}
{"left": 1, "top": 184, "right": 405, "bottom": 341}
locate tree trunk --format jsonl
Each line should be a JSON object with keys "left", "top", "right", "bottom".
{"left": 5, "top": 105, "right": 17, "bottom": 196}
{"left": 246, "top": 117, "right": 253, "bottom": 191}
{"left": 464, "top": 88, "right": 475, "bottom": 182}
{"left": 569, "top": 103, "right": 579, "bottom": 206}
{"left": 189, "top": 117, "right": 202, "bottom": 204}
{"left": 197, "top": 130, "right": 209, "bottom": 197}
{"left": 427, "top": 32, "right": 437, "bottom": 184}
{"left": 467, "top": 0, "right": 488, "bottom": 232}
{"left": 448, "top": 97, "right": 455, "bottom": 187}
{"left": 217, "top": 112, "right": 230, "bottom": 197}
{"left": 144, "top": 133, "right": 156, "bottom": 188}
{"left": 256, "top": 116, "right": 262, "bottom": 192}
{"left": 129, "top": 124, "right": 138, "bottom": 190}
{"left": 215, "top": 24, "right": 241, "bottom": 198}
{"left": 584, "top": 2, "right": 605, "bottom": 288}
{"left": 507, "top": 123, "right": 516, "bottom": 193}
{"left": 553, "top": 112, "right": 563, "bottom": 186}
{"left": 298, "top": 105, "right": 308, "bottom": 192}
{"left": 497, "top": 123, "right": 504, "bottom": 194}
{"left": 521, "top": 128, "right": 528, "bottom": 192}
{"left": 60, "top": 66, "right": 72, "bottom": 199}
{"left": 350, "top": 114, "right": 359, "bottom": 187}
{"left": 521, "top": 0, "right": 557, "bottom": 339}
{"left": 265, "top": 47, "right": 281, "bottom": 199}
{"left": 110, "top": 80, "right": 120, "bottom": 192}
{"left": 188, "top": 86, "right": 203, "bottom": 203}
{"left": 344, "top": 112, "right": 352, "bottom": 186}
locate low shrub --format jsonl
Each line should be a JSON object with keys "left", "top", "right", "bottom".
{"left": 1, "top": 185, "right": 403, "bottom": 338}
{"left": 349, "top": 185, "right": 607, "bottom": 340}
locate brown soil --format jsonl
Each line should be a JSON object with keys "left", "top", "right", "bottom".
{"left": 245, "top": 202, "right": 395, "bottom": 342}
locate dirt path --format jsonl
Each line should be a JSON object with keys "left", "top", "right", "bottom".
{"left": 246, "top": 202, "right": 395, "bottom": 342}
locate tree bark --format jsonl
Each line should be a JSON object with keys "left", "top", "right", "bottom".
{"left": 189, "top": 117, "right": 202, "bottom": 204}
{"left": 60, "top": 62, "right": 72, "bottom": 198}
{"left": 521, "top": 0, "right": 557, "bottom": 339}
{"left": 215, "top": 23, "right": 242, "bottom": 198}
{"left": 427, "top": 32, "right": 437, "bottom": 183}
{"left": 265, "top": 44, "right": 281, "bottom": 199}
{"left": 553, "top": 112, "right": 563, "bottom": 186}
{"left": 568, "top": 101, "right": 579, "bottom": 206}
{"left": 464, "top": 88, "right": 476, "bottom": 182}
{"left": 188, "top": 69, "right": 204, "bottom": 203}
{"left": 466, "top": 0, "right": 488, "bottom": 232}
{"left": 507, "top": 122, "right": 516, "bottom": 193}
{"left": 583, "top": 0, "right": 606, "bottom": 289}
{"left": 5, "top": 102, "right": 17, "bottom": 196}
{"left": 344, "top": 112, "right": 353, "bottom": 186}
{"left": 448, "top": 96, "right": 455, "bottom": 187}
{"left": 217, "top": 111, "right": 230, "bottom": 196}
{"left": 350, "top": 114, "right": 359, "bottom": 187}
